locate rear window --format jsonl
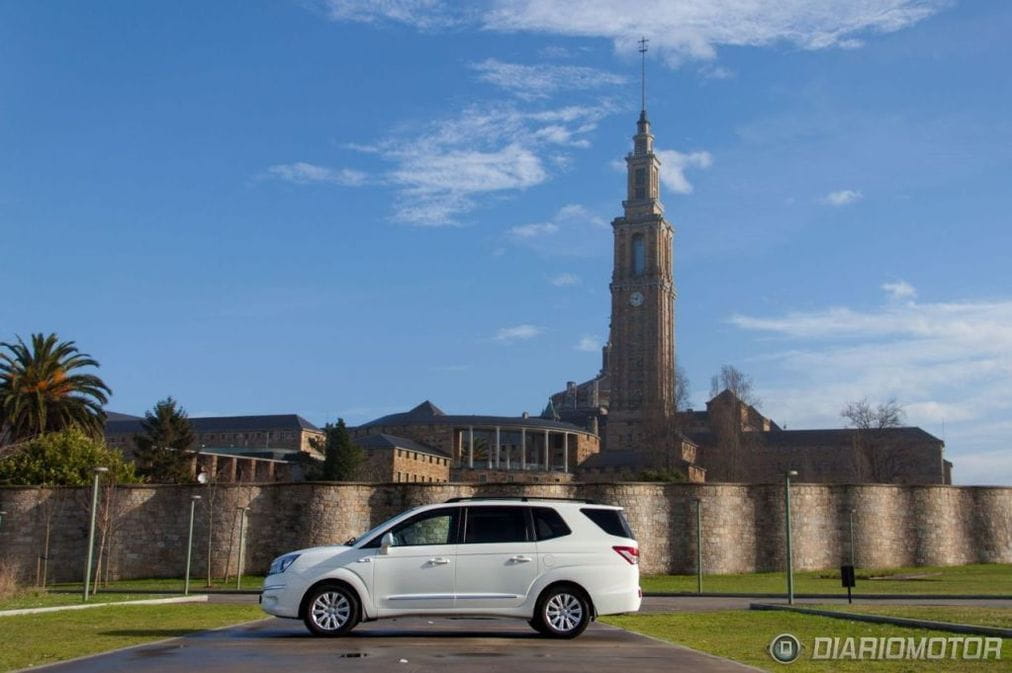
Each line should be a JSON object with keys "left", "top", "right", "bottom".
{"left": 532, "top": 507, "right": 571, "bottom": 541}
{"left": 581, "top": 508, "right": 634, "bottom": 539}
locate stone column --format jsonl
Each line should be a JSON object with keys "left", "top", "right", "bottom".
{"left": 564, "top": 433, "right": 570, "bottom": 472}
{"left": 468, "top": 426, "right": 474, "bottom": 469}
{"left": 521, "top": 428, "right": 527, "bottom": 471}
{"left": 495, "top": 426, "right": 501, "bottom": 469}
{"left": 544, "top": 430, "right": 550, "bottom": 470}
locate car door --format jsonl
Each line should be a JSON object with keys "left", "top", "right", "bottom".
{"left": 453, "top": 505, "right": 539, "bottom": 609}
{"left": 369, "top": 507, "right": 459, "bottom": 612}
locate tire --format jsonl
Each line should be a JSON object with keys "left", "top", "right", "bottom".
{"left": 532, "top": 585, "right": 591, "bottom": 639}
{"left": 528, "top": 618, "right": 550, "bottom": 635}
{"left": 303, "top": 584, "right": 360, "bottom": 637}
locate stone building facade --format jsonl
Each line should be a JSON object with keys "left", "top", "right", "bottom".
{"left": 353, "top": 433, "right": 451, "bottom": 483}
{"left": 1, "top": 482, "right": 1007, "bottom": 582}
{"left": 350, "top": 401, "right": 600, "bottom": 482}
{"left": 105, "top": 414, "right": 324, "bottom": 457}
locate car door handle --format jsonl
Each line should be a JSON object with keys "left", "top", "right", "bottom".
{"left": 428, "top": 557, "right": 451, "bottom": 565}
{"left": 357, "top": 557, "right": 371, "bottom": 564}
{"left": 510, "top": 555, "right": 533, "bottom": 563}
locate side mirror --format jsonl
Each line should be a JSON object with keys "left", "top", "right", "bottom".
{"left": 380, "top": 532, "right": 395, "bottom": 555}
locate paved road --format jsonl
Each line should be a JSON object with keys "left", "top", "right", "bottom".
{"left": 39, "top": 616, "right": 762, "bottom": 673}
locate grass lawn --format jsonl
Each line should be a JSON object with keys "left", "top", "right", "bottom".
{"left": 0, "top": 603, "right": 264, "bottom": 672}
{"left": 642, "top": 563, "right": 1012, "bottom": 596}
{"left": 0, "top": 590, "right": 164, "bottom": 611}
{"left": 48, "top": 574, "right": 266, "bottom": 594}
{"left": 602, "top": 610, "right": 1010, "bottom": 672}
{"left": 812, "top": 604, "right": 1012, "bottom": 629}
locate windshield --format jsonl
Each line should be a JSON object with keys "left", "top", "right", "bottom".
{"left": 344, "top": 506, "right": 423, "bottom": 546}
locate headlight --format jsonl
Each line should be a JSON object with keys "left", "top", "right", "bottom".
{"left": 268, "top": 553, "right": 300, "bottom": 575}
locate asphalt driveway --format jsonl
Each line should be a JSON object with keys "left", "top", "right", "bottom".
{"left": 35, "top": 616, "right": 761, "bottom": 673}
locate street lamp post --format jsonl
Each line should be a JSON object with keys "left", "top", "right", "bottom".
{"left": 184, "top": 495, "right": 201, "bottom": 596}
{"left": 236, "top": 507, "right": 249, "bottom": 590}
{"left": 849, "top": 508, "right": 857, "bottom": 566}
{"left": 784, "top": 470, "right": 798, "bottom": 605}
{"left": 693, "top": 498, "right": 703, "bottom": 594}
{"left": 0, "top": 510, "right": 7, "bottom": 533}
{"left": 83, "top": 467, "right": 108, "bottom": 602}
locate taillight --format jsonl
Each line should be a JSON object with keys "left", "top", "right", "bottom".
{"left": 613, "top": 545, "right": 639, "bottom": 565}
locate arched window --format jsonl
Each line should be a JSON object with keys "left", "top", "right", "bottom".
{"left": 634, "top": 168, "right": 646, "bottom": 199}
{"left": 631, "top": 234, "right": 646, "bottom": 276}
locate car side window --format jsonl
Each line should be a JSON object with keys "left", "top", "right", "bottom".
{"left": 532, "top": 506, "right": 572, "bottom": 541}
{"left": 463, "top": 506, "right": 531, "bottom": 544}
{"left": 364, "top": 508, "right": 458, "bottom": 547}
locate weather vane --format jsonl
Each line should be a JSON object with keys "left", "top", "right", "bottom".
{"left": 638, "top": 36, "right": 649, "bottom": 112}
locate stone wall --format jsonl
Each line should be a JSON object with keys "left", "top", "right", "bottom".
{"left": 0, "top": 482, "right": 1008, "bottom": 583}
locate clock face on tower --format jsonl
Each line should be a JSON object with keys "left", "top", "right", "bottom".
{"left": 629, "top": 291, "right": 644, "bottom": 307}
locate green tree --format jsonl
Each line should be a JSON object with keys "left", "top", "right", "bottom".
{"left": 0, "top": 428, "right": 135, "bottom": 485}
{"left": 0, "top": 333, "right": 111, "bottom": 443}
{"left": 133, "top": 397, "right": 197, "bottom": 483}
{"left": 316, "top": 419, "right": 363, "bottom": 481}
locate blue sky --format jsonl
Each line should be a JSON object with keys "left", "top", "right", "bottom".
{"left": 2, "top": 1, "right": 1009, "bottom": 484}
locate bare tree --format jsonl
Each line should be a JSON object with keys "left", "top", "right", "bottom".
{"left": 841, "top": 398, "right": 904, "bottom": 430}
{"left": 709, "top": 364, "right": 760, "bottom": 407}
{"left": 674, "top": 365, "right": 690, "bottom": 412}
{"left": 841, "top": 398, "right": 905, "bottom": 482}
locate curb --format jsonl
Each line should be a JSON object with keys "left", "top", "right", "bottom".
{"left": 749, "top": 602, "right": 1012, "bottom": 638}
{"left": 645, "top": 592, "right": 1012, "bottom": 600}
{"left": 0, "top": 594, "right": 209, "bottom": 617}
{"left": 46, "top": 588, "right": 261, "bottom": 596}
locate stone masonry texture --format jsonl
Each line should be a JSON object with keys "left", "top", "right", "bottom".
{"left": 0, "top": 482, "right": 1008, "bottom": 581}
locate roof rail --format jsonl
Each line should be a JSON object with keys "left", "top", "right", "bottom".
{"left": 444, "top": 496, "right": 598, "bottom": 504}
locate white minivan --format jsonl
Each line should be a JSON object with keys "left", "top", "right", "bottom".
{"left": 260, "top": 497, "right": 641, "bottom": 638}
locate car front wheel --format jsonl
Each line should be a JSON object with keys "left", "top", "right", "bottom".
{"left": 533, "top": 586, "right": 590, "bottom": 639}
{"left": 303, "top": 585, "right": 360, "bottom": 637}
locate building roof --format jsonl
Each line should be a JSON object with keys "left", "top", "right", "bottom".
{"left": 359, "top": 401, "right": 592, "bottom": 435}
{"left": 353, "top": 433, "right": 449, "bottom": 458}
{"left": 688, "top": 426, "right": 943, "bottom": 448}
{"left": 105, "top": 414, "right": 322, "bottom": 435}
{"left": 577, "top": 450, "right": 649, "bottom": 470}
{"left": 105, "top": 411, "right": 142, "bottom": 421}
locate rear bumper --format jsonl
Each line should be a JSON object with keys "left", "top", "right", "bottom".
{"left": 593, "top": 587, "right": 641, "bottom": 616}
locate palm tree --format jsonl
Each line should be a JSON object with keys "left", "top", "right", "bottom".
{"left": 0, "top": 333, "right": 111, "bottom": 443}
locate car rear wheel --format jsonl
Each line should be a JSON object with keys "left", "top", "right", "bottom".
{"left": 303, "top": 585, "right": 360, "bottom": 637}
{"left": 533, "top": 586, "right": 590, "bottom": 639}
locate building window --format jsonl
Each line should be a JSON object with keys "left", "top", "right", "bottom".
{"left": 634, "top": 168, "right": 646, "bottom": 199}
{"left": 631, "top": 234, "right": 645, "bottom": 276}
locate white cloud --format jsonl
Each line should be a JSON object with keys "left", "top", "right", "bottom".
{"left": 509, "top": 204, "right": 610, "bottom": 257}
{"left": 729, "top": 288, "right": 1012, "bottom": 484}
{"left": 821, "top": 189, "right": 863, "bottom": 206}
{"left": 655, "top": 149, "right": 713, "bottom": 194}
{"left": 575, "top": 335, "right": 602, "bottom": 352}
{"left": 510, "top": 221, "right": 559, "bottom": 238}
{"left": 267, "top": 162, "right": 367, "bottom": 186}
{"left": 349, "top": 103, "right": 612, "bottom": 226}
{"left": 321, "top": 1, "right": 950, "bottom": 65}
{"left": 493, "top": 324, "right": 544, "bottom": 343}
{"left": 471, "top": 58, "right": 625, "bottom": 100}
{"left": 550, "top": 272, "right": 580, "bottom": 287}
{"left": 882, "top": 280, "right": 917, "bottom": 301}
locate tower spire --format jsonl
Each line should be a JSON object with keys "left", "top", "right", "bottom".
{"left": 638, "top": 36, "right": 649, "bottom": 115}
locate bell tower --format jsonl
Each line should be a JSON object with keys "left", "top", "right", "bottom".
{"left": 604, "top": 39, "right": 676, "bottom": 451}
